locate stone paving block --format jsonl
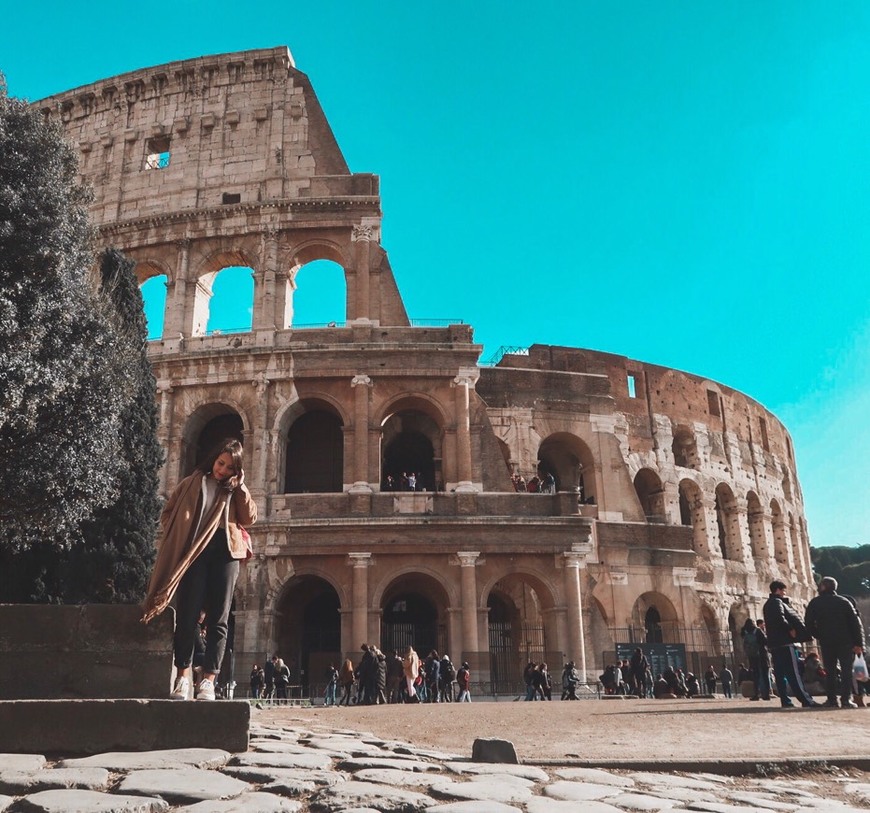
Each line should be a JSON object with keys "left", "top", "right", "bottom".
{"left": 543, "top": 780, "right": 625, "bottom": 801}
{"left": 724, "top": 790, "right": 801, "bottom": 810}
{"left": 59, "top": 748, "right": 230, "bottom": 771}
{"left": 251, "top": 741, "right": 328, "bottom": 755}
{"left": 525, "top": 799, "right": 624, "bottom": 813}
{"left": 630, "top": 772, "right": 729, "bottom": 791}
{"left": 311, "top": 779, "right": 434, "bottom": 811}
{"left": 117, "top": 768, "right": 251, "bottom": 804}
{"left": 429, "top": 777, "right": 532, "bottom": 804}
{"left": 424, "top": 802, "right": 522, "bottom": 813}
{"left": 221, "top": 766, "right": 343, "bottom": 786}
{"left": 13, "top": 788, "right": 169, "bottom": 812}
{"left": 0, "top": 755, "right": 45, "bottom": 772}
{"left": 231, "top": 752, "right": 334, "bottom": 770}
{"left": 353, "top": 768, "right": 452, "bottom": 788}
{"left": 685, "top": 803, "right": 775, "bottom": 813}
{"left": 0, "top": 767, "right": 110, "bottom": 793}
{"left": 607, "top": 792, "right": 684, "bottom": 810}
{"left": 0, "top": 795, "right": 12, "bottom": 812}
{"left": 174, "top": 792, "right": 303, "bottom": 811}
{"left": 338, "top": 757, "right": 438, "bottom": 772}
{"left": 444, "top": 762, "right": 549, "bottom": 782}
{"left": 471, "top": 738, "right": 518, "bottom": 764}
{"left": 554, "top": 766, "right": 634, "bottom": 786}
{"left": 394, "top": 746, "right": 462, "bottom": 761}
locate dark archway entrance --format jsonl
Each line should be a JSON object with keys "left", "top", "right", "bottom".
{"left": 284, "top": 410, "right": 344, "bottom": 492}
{"left": 380, "top": 574, "right": 448, "bottom": 658}
{"left": 645, "top": 607, "right": 663, "bottom": 643}
{"left": 382, "top": 430, "right": 435, "bottom": 491}
{"left": 184, "top": 409, "right": 243, "bottom": 476}
{"left": 275, "top": 576, "right": 341, "bottom": 695}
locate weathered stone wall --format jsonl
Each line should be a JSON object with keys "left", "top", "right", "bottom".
{"left": 36, "top": 49, "right": 814, "bottom": 684}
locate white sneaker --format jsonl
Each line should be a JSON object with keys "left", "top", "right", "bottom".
{"left": 170, "top": 676, "right": 190, "bottom": 700}
{"left": 196, "top": 678, "right": 216, "bottom": 701}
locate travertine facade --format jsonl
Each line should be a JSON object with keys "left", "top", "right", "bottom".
{"left": 38, "top": 47, "right": 813, "bottom": 689}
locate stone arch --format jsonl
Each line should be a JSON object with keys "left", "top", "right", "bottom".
{"left": 633, "top": 468, "right": 666, "bottom": 522}
{"left": 179, "top": 401, "right": 249, "bottom": 477}
{"left": 537, "top": 432, "right": 595, "bottom": 498}
{"left": 672, "top": 425, "right": 699, "bottom": 469}
{"left": 788, "top": 512, "right": 805, "bottom": 580}
{"left": 745, "top": 491, "right": 768, "bottom": 560}
{"left": 377, "top": 571, "right": 454, "bottom": 658}
{"left": 273, "top": 573, "right": 343, "bottom": 693}
{"left": 714, "top": 483, "right": 744, "bottom": 562}
{"left": 134, "top": 257, "right": 174, "bottom": 285}
{"left": 280, "top": 398, "right": 345, "bottom": 493}
{"left": 631, "top": 592, "right": 679, "bottom": 644}
{"left": 190, "top": 248, "right": 259, "bottom": 337}
{"left": 770, "top": 499, "right": 789, "bottom": 566}
{"left": 379, "top": 395, "right": 447, "bottom": 492}
{"left": 287, "top": 240, "right": 351, "bottom": 329}
{"left": 289, "top": 259, "right": 347, "bottom": 328}
{"left": 483, "top": 571, "right": 558, "bottom": 692}
{"left": 678, "top": 478, "right": 708, "bottom": 556}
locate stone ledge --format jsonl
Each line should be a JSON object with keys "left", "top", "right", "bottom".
{"left": 0, "top": 700, "right": 249, "bottom": 755}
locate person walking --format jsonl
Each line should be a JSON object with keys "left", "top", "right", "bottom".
{"left": 456, "top": 662, "right": 472, "bottom": 702}
{"left": 324, "top": 663, "right": 338, "bottom": 706}
{"left": 804, "top": 576, "right": 866, "bottom": 709}
{"left": 402, "top": 646, "right": 420, "bottom": 703}
{"left": 339, "top": 658, "right": 355, "bottom": 706}
{"left": 142, "top": 438, "right": 257, "bottom": 702}
{"left": 719, "top": 664, "right": 733, "bottom": 698}
{"left": 763, "top": 580, "right": 817, "bottom": 708}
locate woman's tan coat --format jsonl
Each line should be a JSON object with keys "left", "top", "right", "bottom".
{"left": 141, "top": 472, "right": 257, "bottom": 623}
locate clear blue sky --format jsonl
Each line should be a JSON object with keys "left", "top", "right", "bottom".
{"left": 4, "top": 1, "right": 869, "bottom": 549}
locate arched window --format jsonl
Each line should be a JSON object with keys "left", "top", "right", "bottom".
{"left": 771, "top": 500, "right": 788, "bottom": 566}
{"left": 140, "top": 274, "right": 167, "bottom": 340}
{"left": 204, "top": 266, "right": 254, "bottom": 335}
{"left": 284, "top": 409, "right": 344, "bottom": 493}
{"left": 381, "top": 408, "right": 441, "bottom": 492}
{"left": 537, "top": 433, "right": 595, "bottom": 500}
{"left": 715, "top": 484, "right": 742, "bottom": 562}
{"left": 678, "top": 479, "right": 707, "bottom": 555}
{"left": 746, "top": 491, "right": 767, "bottom": 560}
{"left": 291, "top": 259, "right": 346, "bottom": 327}
{"left": 633, "top": 468, "right": 665, "bottom": 522}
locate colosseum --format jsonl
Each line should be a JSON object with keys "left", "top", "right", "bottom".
{"left": 36, "top": 46, "right": 814, "bottom": 693}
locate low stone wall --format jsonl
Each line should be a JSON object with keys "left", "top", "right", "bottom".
{"left": 0, "top": 604, "right": 174, "bottom": 699}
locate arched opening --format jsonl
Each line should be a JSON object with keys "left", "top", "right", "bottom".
{"left": 284, "top": 409, "right": 344, "bottom": 493}
{"left": 381, "top": 407, "right": 441, "bottom": 492}
{"left": 633, "top": 468, "right": 665, "bottom": 523}
{"left": 486, "top": 574, "right": 556, "bottom": 693}
{"left": 771, "top": 500, "right": 789, "bottom": 566}
{"left": 380, "top": 573, "right": 450, "bottom": 658}
{"left": 714, "top": 483, "right": 743, "bottom": 562}
{"left": 672, "top": 427, "right": 699, "bottom": 469}
{"left": 203, "top": 266, "right": 254, "bottom": 336}
{"left": 274, "top": 576, "right": 341, "bottom": 695}
{"left": 678, "top": 479, "right": 707, "bottom": 555}
{"left": 632, "top": 592, "right": 679, "bottom": 644}
{"left": 181, "top": 405, "right": 244, "bottom": 476}
{"left": 789, "top": 513, "right": 805, "bottom": 580}
{"left": 140, "top": 274, "right": 167, "bottom": 340}
{"left": 290, "top": 259, "right": 347, "bottom": 327}
{"left": 746, "top": 491, "right": 767, "bottom": 560}
{"left": 537, "top": 433, "right": 595, "bottom": 499}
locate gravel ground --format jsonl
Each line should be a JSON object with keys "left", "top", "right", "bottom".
{"left": 259, "top": 697, "right": 870, "bottom": 764}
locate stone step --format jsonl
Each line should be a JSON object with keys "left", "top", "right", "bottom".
{"left": 0, "top": 699, "right": 249, "bottom": 755}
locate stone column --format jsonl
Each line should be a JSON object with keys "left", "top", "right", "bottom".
{"left": 563, "top": 545, "right": 591, "bottom": 681}
{"left": 163, "top": 239, "right": 190, "bottom": 340}
{"left": 451, "top": 368, "right": 480, "bottom": 492}
{"left": 456, "top": 552, "right": 480, "bottom": 655}
{"left": 251, "top": 373, "right": 271, "bottom": 511}
{"left": 254, "top": 228, "right": 279, "bottom": 332}
{"left": 351, "top": 225, "right": 372, "bottom": 322}
{"left": 348, "top": 553, "right": 372, "bottom": 649}
{"left": 156, "top": 382, "right": 174, "bottom": 495}
{"left": 350, "top": 375, "right": 373, "bottom": 492}
{"left": 662, "top": 481, "right": 681, "bottom": 525}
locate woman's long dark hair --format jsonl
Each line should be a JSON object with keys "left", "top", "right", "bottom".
{"left": 198, "top": 437, "right": 244, "bottom": 489}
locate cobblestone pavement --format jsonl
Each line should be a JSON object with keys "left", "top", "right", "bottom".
{"left": 2, "top": 714, "right": 870, "bottom": 812}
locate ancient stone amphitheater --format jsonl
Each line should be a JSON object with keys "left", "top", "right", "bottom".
{"left": 37, "top": 46, "right": 813, "bottom": 692}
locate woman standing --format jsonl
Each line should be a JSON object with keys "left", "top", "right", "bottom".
{"left": 142, "top": 438, "right": 257, "bottom": 701}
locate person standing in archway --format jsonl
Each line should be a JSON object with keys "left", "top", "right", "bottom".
{"left": 142, "top": 438, "right": 257, "bottom": 701}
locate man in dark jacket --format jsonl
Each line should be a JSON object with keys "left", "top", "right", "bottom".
{"left": 805, "top": 576, "right": 865, "bottom": 708}
{"left": 762, "top": 580, "right": 817, "bottom": 708}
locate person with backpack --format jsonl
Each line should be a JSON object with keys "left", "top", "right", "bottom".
{"left": 439, "top": 654, "right": 456, "bottom": 702}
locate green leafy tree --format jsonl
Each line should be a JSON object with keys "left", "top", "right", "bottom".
{"left": 0, "top": 78, "right": 161, "bottom": 601}
{"left": 59, "top": 249, "right": 164, "bottom": 603}
{"left": 811, "top": 544, "right": 870, "bottom": 596}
